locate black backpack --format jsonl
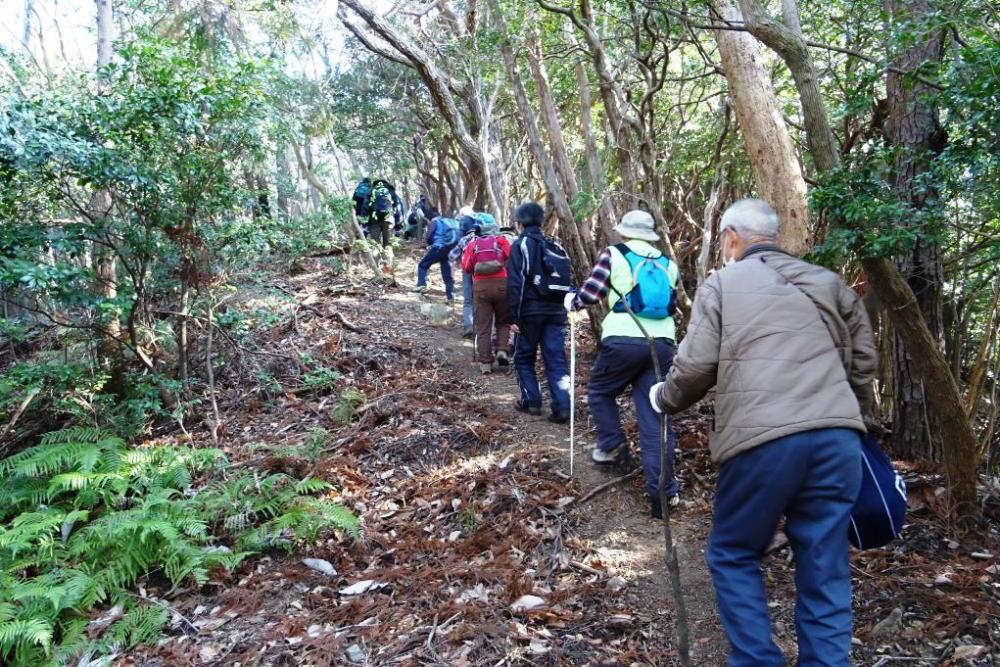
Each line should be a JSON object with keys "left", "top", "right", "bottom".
{"left": 524, "top": 235, "right": 573, "bottom": 303}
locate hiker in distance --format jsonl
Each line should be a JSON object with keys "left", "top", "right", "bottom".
{"left": 564, "top": 210, "right": 681, "bottom": 519}
{"left": 367, "top": 179, "right": 403, "bottom": 248}
{"left": 351, "top": 177, "right": 372, "bottom": 223}
{"left": 411, "top": 215, "right": 461, "bottom": 302}
{"left": 506, "top": 202, "right": 573, "bottom": 423}
{"left": 650, "top": 199, "right": 877, "bottom": 667}
{"left": 462, "top": 218, "right": 511, "bottom": 374}
{"left": 450, "top": 207, "right": 481, "bottom": 339}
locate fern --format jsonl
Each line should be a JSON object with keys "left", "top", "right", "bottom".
{"left": 0, "top": 427, "right": 357, "bottom": 665}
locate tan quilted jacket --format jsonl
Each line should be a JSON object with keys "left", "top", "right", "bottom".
{"left": 658, "top": 245, "right": 877, "bottom": 465}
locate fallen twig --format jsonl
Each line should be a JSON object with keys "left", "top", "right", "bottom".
{"left": 333, "top": 310, "right": 365, "bottom": 333}
{"left": 576, "top": 468, "right": 642, "bottom": 505}
{"left": 1, "top": 387, "right": 40, "bottom": 442}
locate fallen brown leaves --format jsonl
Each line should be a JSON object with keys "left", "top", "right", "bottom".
{"left": 121, "top": 261, "right": 680, "bottom": 666}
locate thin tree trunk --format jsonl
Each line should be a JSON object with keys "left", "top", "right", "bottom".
{"left": 574, "top": 57, "right": 616, "bottom": 245}
{"left": 965, "top": 275, "right": 1000, "bottom": 417}
{"left": 712, "top": 0, "right": 811, "bottom": 255}
{"left": 91, "top": 0, "right": 119, "bottom": 366}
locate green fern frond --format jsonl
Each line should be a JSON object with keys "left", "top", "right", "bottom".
{"left": 294, "top": 477, "right": 332, "bottom": 494}
{"left": 0, "top": 617, "right": 53, "bottom": 654}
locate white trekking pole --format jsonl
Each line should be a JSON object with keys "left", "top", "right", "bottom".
{"left": 569, "top": 310, "right": 576, "bottom": 476}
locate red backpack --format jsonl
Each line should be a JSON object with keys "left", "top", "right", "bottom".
{"left": 470, "top": 235, "right": 506, "bottom": 275}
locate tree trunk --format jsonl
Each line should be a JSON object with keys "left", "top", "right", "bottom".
{"left": 884, "top": 0, "right": 947, "bottom": 460}
{"left": 737, "top": 0, "right": 979, "bottom": 520}
{"left": 863, "top": 257, "right": 978, "bottom": 519}
{"left": 490, "top": 0, "right": 592, "bottom": 288}
{"left": 525, "top": 25, "right": 578, "bottom": 204}
{"left": 712, "top": 0, "right": 811, "bottom": 256}
{"left": 574, "top": 57, "right": 616, "bottom": 245}
{"left": 91, "top": 0, "right": 119, "bottom": 365}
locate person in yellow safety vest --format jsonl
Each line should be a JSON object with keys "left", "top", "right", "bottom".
{"left": 564, "top": 209, "right": 680, "bottom": 519}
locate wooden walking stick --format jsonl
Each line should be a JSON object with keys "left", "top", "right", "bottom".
{"left": 613, "top": 297, "right": 693, "bottom": 667}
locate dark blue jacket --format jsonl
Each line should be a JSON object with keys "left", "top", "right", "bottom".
{"left": 506, "top": 227, "right": 568, "bottom": 326}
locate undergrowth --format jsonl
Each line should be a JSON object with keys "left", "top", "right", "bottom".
{"left": 0, "top": 427, "right": 358, "bottom": 666}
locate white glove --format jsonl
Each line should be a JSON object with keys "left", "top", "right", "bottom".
{"left": 563, "top": 292, "right": 577, "bottom": 312}
{"left": 648, "top": 382, "right": 665, "bottom": 414}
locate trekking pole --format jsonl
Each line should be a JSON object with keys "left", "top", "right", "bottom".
{"left": 569, "top": 310, "right": 576, "bottom": 476}
{"left": 614, "top": 299, "right": 692, "bottom": 667}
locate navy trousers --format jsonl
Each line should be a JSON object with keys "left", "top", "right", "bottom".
{"left": 513, "top": 313, "right": 570, "bottom": 414}
{"left": 462, "top": 272, "right": 474, "bottom": 333}
{"left": 587, "top": 336, "right": 678, "bottom": 498}
{"left": 416, "top": 245, "right": 455, "bottom": 299}
{"left": 708, "top": 428, "right": 862, "bottom": 667}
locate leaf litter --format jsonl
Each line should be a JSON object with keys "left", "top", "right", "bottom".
{"left": 118, "top": 256, "right": 999, "bottom": 666}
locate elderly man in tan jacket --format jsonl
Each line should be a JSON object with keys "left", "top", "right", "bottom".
{"left": 650, "top": 199, "right": 876, "bottom": 667}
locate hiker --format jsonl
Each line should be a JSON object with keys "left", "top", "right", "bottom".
{"left": 449, "top": 211, "right": 480, "bottom": 338}
{"left": 564, "top": 210, "right": 681, "bottom": 519}
{"left": 367, "top": 179, "right": 402, "bottom": 248}
{"left": 352, "top": 177, "right": 372, "bottom": 223}
{"left": 411, "top": 215, "right": 461, "bottom": 301}
{"left": 650, "top": 199, "right": 876, "bottom": 666}
{"left": 462, "top": 219, "right": 511, "bottom": 374}
{"left": 404, "top": 195, "right": 433, "bottom": 240}
{"left": 506, "top": 202, "right": 573, "bottom": 423}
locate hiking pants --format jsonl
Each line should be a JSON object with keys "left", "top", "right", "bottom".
{"left": 513, "top": 313, "right": 570, "bottom": 414}
{"left": 587, "top": 336, "right": 678, "bottom": 498}
{"left": 416, "top": 245, "right": 455, "bottom": 299}
{"left": 473, "top": 278, "right": 509, "bottom": 364}
{"left": 462, "top": 272, "right": 474, "bottom": 334}
{"left": 368, "top": 216, "right": 392, "bottom": 247}
{"left": 708, "top": 428, "right": 862, "bottom": 667}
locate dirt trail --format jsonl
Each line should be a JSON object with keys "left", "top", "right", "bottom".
{"left": 127, "top": 250, "right": 732, "bottom": 667}
{"left": 395, "top": 254, "right": 728, "bottom": 665}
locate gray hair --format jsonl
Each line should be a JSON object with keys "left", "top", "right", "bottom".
{"left": 720, "top": 199, "right": 779, "bottom": 241}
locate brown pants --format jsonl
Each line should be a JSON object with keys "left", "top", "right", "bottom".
{"left": 473, "top": 278, "right": 510, "bottom": 364}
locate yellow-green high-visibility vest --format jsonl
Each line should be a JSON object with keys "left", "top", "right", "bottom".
{"left": 600, "top": 239, "right": 679, "bottom": 341}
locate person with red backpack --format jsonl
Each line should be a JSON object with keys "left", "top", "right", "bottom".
{"left": 462, "top": 223, "right": 512, "bottom": 374}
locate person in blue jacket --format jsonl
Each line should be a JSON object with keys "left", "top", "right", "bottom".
{"left": 411, "top": 216, "right": 459, "bottom": 302}
{"left": 506, "top": 202, "right": 571, "bottom": 423}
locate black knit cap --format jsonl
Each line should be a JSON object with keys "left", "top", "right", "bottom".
{"left": 514, "top": 202, "right": 544, "bottom": 227}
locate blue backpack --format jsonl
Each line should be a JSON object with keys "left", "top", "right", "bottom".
{"left": 472, "top": 211, "right": 497, "bottom": 235}
{"left": 431, "top": 217, "right": 460, "bottom": 247}
{"left": 610, "top": 243, "right": 675, "bottom": 320}
{"left": 849, "top": 434, "right": 907, "bottom": 549}
{"left": 353, "top": 180, "right": 373, "bottom": 216}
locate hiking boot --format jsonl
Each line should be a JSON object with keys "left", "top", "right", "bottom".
{"left": 462, "top": 330, "right": 475, "bottom": 340}
{"left": 514, "top": 400, "right": 542, "bottom": 416}
{"left": 591, "top": 443, "right": 627, "bottom": 466}
{"left": 548, "top": 410, "right": 570, "bottom": 424}
{"left": 649, "top": 493, "right": 680, "bottom": 520}
{"left": 496, "top": 350, "right": 510, "bottom": 367}
{"left": 479, "top": 363, "right": 492, "bottom": 375}
{"left": 410, "top": 285, "right": 427, "bottom": 294}
{"left": 446, "top": 297, "right": 456, "bottom": 306}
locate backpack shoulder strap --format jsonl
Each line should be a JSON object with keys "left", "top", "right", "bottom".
{"left": 763, "top": 259, "right": 853, "bottom": 374}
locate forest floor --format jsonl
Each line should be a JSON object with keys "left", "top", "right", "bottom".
{"left": 120, "top": 246, "right": 999, "bottom": 667}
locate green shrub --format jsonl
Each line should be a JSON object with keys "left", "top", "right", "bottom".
{"left": 0, "top": 428, "right": 357, "bottom": 665}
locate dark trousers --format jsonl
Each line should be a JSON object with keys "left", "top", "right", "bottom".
{"left": 473, "top": 278, "right": 510, "bottom": 364}
{"left": 513, "top": 313, "right": 569, "bottom": 413}
{"left": 462, "top": 272, "right": 474, "bottom": 334}
{"left": 587, "top": 336, "right": 677, "bottom": 498}
{"left": 416, "top": 245, "right": 455, "bottom": 299}
{"left": 368, "top": 216, "right": 392, "bottom": 247}
{"left": 708, "top": 428, "right": 862, "bottom": 667}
